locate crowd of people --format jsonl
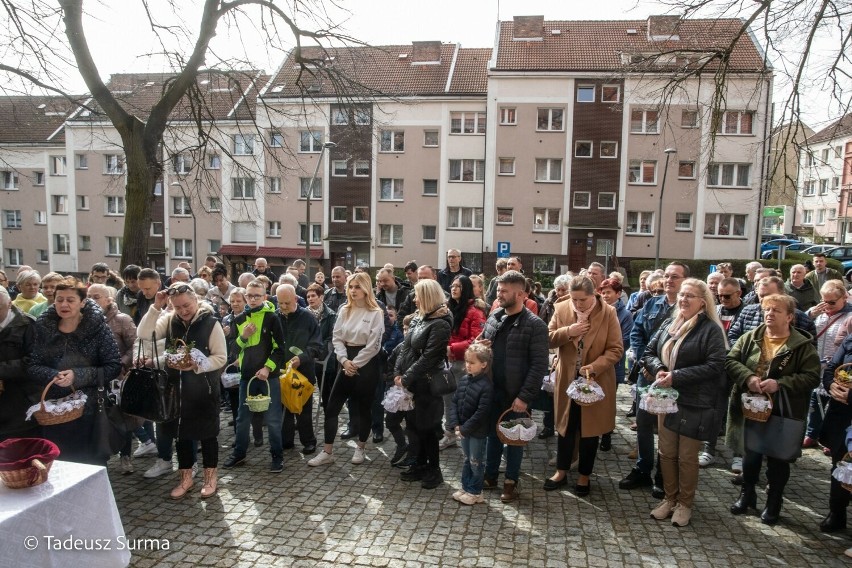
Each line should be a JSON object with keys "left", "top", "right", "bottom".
{"left": 1, "top": 250, "right": 852, "bottom": 555}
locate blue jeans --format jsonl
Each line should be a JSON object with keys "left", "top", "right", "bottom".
{"left": 461, "top": 436, "right": 487, "bottom": 494}
{"left": 635, "top": 372, "right": 656, "bottom": 475}
{"left": 234, "top": 376, "right": 284, "bottom": 459}
{"left": 806, "top": 388, "right": 829, "bottom": 439}
{"left": 485, "top": 410, "right": 524, "bottom": 482}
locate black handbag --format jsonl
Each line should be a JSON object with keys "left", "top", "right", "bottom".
{"left": 93, "top": 371, "right": 128, "bottom": 462}
{"left": 428, "top": 362, "right": 457, "bottom": 397}
{"left": 743, "top": 387, "right": 805, "bottom": 463}
{"left": 119, "top": 334, "right": 180, "bottom": 422}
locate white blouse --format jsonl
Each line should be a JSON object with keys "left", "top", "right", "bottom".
{"left": 332, "top": 305, "right": 385, "bottom": 368}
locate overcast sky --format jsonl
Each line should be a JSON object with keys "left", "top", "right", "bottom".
{"left": 51, "top": 0, "right": 844, "bottom": 129}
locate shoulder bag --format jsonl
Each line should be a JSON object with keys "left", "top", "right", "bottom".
{"left": 429, "top": 360, "right": 457, "bottom": 397}
{"left": 743, "top": 386, "right": 805, "bottom": 462}
{"left": 93, "top": 370, "right": 128, "bottom": 462}
{"left": 119, "top": 334, "right": 181, "bottom": 422}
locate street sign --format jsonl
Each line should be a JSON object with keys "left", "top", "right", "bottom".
{"left": 497, "top": 241, "right": 511, "bottom": 258}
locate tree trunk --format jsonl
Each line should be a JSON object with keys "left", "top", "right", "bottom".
{"left": 119, "top": 119, "right": 160, "bottom": 267}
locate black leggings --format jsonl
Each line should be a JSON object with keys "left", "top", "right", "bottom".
{"left": 556, "top": 400, "right": 599, "bottom": 476}
{"left": 417, "top": 427, "right": 439, "bottom": 468}
{"left": 177, "top": 438, "right": 218, "bottom": 469}
{"left": 323, "top": 347, "right": 380, "bottom": 445}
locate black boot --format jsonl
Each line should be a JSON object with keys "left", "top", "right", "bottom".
{"left": 400, "top": 464, "right": 427, "bottom": 482}
{"left": 761, "top": 489, "right": 783, "bottom": 525}
{"left": 730, "top": 484, "right": 757, "bottom": 515}
{"left": 421, "top": 467, "right": 443, "bottom": 489}
{"left": 820, "top": 509, "right": 847, "bottom": 533}
{"left": 651, "top": 471, "right": 665, "bottom": 499}
{"left": 599, "top": 432, "right": 612, "bottom": 452}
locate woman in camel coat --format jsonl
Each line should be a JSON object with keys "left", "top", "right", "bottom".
{"left": 545, "top": 275, "right": 623, "bottom": 496}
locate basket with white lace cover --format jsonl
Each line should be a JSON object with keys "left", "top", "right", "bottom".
{"left": 165, "top": 339, "right": 212, "bottom": 372}
{"left": 496, "top": 409, "right": 537, "bottom": 446}
{"left": 567, "top": 372, "right": 605, "bottom": 407}
{"left": 639, "top": 386, "right": 679, "bottom": 415}
{"left": 26, "top": 377, "right": 87, "bottom": 425}
{"left": 541, "top": 369, "right": 556, "bottom": 393}
{"left": 382, "top": 385, "right": 414, "bottom": 413}
{"left": 741, "top": 392, "right": 773, "bottom": 422}
{"left": 832, "top": 453, "right": 852, "bottom": 492}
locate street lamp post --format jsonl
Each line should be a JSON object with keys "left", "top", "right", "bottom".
{"left": 305, "top": 141, "right": 337, "bottom": 281}
{"left": 654, "top": 148, "right": 678, "bottom": 270}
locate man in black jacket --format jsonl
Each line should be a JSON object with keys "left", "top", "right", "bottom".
{"left": 376, "top": 267, "right": 412, "bottom": 323}
{"left": 0, "top": 290, "right": 38, "bottom": 441}
{"left": 437, "top": 249, "right": 472, "bottom": 294}
{"left": 477, "top": 271, "right": 548, "bottom": 503}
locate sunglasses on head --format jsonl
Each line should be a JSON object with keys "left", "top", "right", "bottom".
{"left": 167, "top": 284, "right": 192, "bottom": 296}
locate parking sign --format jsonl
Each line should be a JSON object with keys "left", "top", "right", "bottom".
{"left": 497, "top": 242, "right": 510, "bottom": 258}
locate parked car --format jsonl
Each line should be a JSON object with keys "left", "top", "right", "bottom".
{"left": 760, "top": 242, "right": 827, "bottom": 259}
{"left": 759, "top": 238, "right": 801, "bottom": 255}
{"left": 842, "top": 259, "right": 852, "bottom": 281}
{"left": 761, "top": 233, "right": 800, "bottom": 244}
{"left": 802, "top": 245, "right": 838, "bottom": 256}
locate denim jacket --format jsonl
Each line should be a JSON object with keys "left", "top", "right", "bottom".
{"left": 629, "top": 294, "right": 675, "bottom": 361}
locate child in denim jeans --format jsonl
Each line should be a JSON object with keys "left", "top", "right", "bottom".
{"left": 448, "top": 343, "right": 494, "bottom": 505}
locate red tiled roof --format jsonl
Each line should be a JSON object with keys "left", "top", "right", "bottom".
{"left": 218, "top": 245, "right": 323, "bottom": 259}
{"left": 808, "top": 114, "right": 852, "bottom": 145}
{"left": 264, "top": 44, "right": 488, "bottom": 98}
{"left": 217, "top": 245, "right": 259, "bottom": 256}
{"left": 493, "top": 18, "right": 767, "bottom": 73}
{"left": 0, "top": 96, "right": 78, "bottom": 144}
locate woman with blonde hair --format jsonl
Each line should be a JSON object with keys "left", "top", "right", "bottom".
{"left": 642, "top": 278, "right": 727, "bottom": 527}
{"left": 11, "top": 270, "right": 46, "bottom": 314}
{"left": 29, "top": 272, "right": 65, "bottom": 319}
{"left": 309, "top": 272, "right": 385, "bottom": 466}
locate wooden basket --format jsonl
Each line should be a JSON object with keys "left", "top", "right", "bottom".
{"left": 166, "top": 339, "right": 195, "bottom": 371}
{"left": 742, "top": 393, "right": 773, "bottom": 423}
{"left": 0, "top": 458, "right": 53, "bottom": 489}
{"left": 495, "top": 409, "right": 536, "bottom": 447}
{"left": 33, "top": 377, "right": 84, "bottom": 426}
{"left": 834, "top": 363, "right": 852, "bottom": 388}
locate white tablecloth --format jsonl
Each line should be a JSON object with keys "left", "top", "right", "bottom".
{"left": 0, "top": 460, "right": 130, "bottom": 568}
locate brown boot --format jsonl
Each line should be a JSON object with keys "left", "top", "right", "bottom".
{"left": 500, "top": 479, "right": 519, "bottom": 503}
{"left": 200, "top": 467, "right": 218, "bottom": 498}
{"left": 170, "top": 469, "right": 194, "bottom": 500}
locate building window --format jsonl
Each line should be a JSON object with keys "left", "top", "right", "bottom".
{"left": 331, "top": 107, "right": 348, "bottom": 125}
{"left": 535, "top": 159, "right": 563, "bottom": 182}
{"left": 332, "top": 206, "right": 347, "bottom": 222}
{"left": 267, "top": 177, "right": 281, "bottom": 194}
{"left": 601, "top": 85, "right": 621, "bottom": 103}
{"left": 628, "top": 160, "right": 657, "bottom": 184}
{"left": 707, "top": 163, "right": 750, "bottom": 188}
{"left": 449, "top": 159, "right": 485, "bottom": 182}
{"left": 51, "top": 156, "right": 66, "bottom": 176}
{"left": 78, "top": 235, "right": 91, "bottom": 251}
{"left": 52, "top": 195, "right": 67, "bottom": 214}
{"left": 232, "top": 222, "right": 255, "bottom": 242}
{"left": 574, "top": 141, "right": 593, "bottom": 158}
{"left": 380, "top": 130, "right": 405, "bottom": 152}
{"left": 829, "top": 208, "right": 837, "bottom": 220}
{"left": 106, "top": 236, "right": 123, "bottom": 256}
{"left": 678, "top": 161, "right": 696, "bottom": 179}
{"left": 379, "top": 224, "right": 403, "bottom": 246}
{"left": 298, "top": 223, "right": 322, "bottom": 245}
{"left": 595, "top": 239, "right": 614, "bottom": 256}
{"left": 173, "top": 238, "right": 193, "bottom": 258}
{"left": 675, "top": 212, "right": 693, "bottom": 231}
{"left": 817, "top": 209, "right": 827, "bottom": 225}
{"left": 600, "top": 142, "right": 618, "bottom": 159}
{"left": 34, "top": 210, "right": 46, "bottom": 225}
{"left": 5, "top": 249, "right": 23, "bottom": 265}
{"left": 450, "top": 111, "right": 486, "bottom": 134}
{"left": 105, "top": 196, "right": 125, "bottom": 215}
{"left": 573, "top": 192, "right": 591, "bottom": 209}
{"left": 803, "top": 180, "right": 816, "bottom": 196}
{"left": 75, "top": 154, "right": 88, "bottom": 169}
{"left": 76, "top": 195, "right": 89, "bottom": 210}
{"left": 421, "top": 225, "right": 436, "bottom": 242}
{"left": 380, "top": 178, "right": 404, "bottom": 201}
{"left": 332, "top": 160, "right": 348, "bottom": 177}
{"left": 630, "top": 110, "right": 659, "bottom": 134}
{"left": 34, "top": 171, "right": 44, "bottom": 185}
{"left": 231, "top": 177, "right": 256, "bottom": 199}
{"left": 704, "top": 213, "right": 747, "bottom": 237}
{"left": 353, "top": 207, "right": 369, "bottom": 223}
{"left": 208, "top": 197, "right": 221, "bottom": 212}
{"left": 206, "top": 155, "right": 221, "bottom": 169}
{"left": 154, "top": 181, "right": 163, "bottom": 196}
{"left": 533, "top": 256, "right": 556, "bottom": 274}
{"left": 268, "top": 221, "right": 282, "bottom": 237}
{"left": 716, "top": 111, "right": 754, "bottom": 135}
{"left": 598, "top": 193, "right": 616, "bottom": 210}
{"left": 833, "top": 177, "right": 840, "bottom": 191}
{"left": 835, "top": 146, "right": 843, "bottom": 158}
{"left": 2, "top": 209, "right": 21, "bottom": 229}
{"left": 104, "top": 154, "right": 124, "bottom": 174}
{"left": 151, "top": 222, "right": 164, "bottom": 236}
{"left": 423, "top": 179, "right": 438, "bottom": 196}
{"left": 354, "top": 108, "right": 371, "bottom": 125}
{"left": 208, "top": 239, "right": 220, "bottom": 254}
{"left": 423, "top": 130, "right": 439, "bottom": 147}
{"left": 804, "top": 152, "right": 815, "bottom": 166}
{"left": 681, "top": 110, "right": 698, "bottom": 128}
{"left": 299, "top": 177, "right": 322, "bottom": 199}
{"left": 353, "top": 160, "right": 370, "bottom": 177}
{"left": 576, "top": 85, "right": 595, "bottom": 103}
{"left": 626, "top": 211, "right": 654, "bottom": 235}
{"left": 537, "top": 108, "right": 564, "bottom": 131}
{"left": 801, "top": 210, "right": 813, "bottom": 225}
{"left": 819, "top": 179, "right": 829, "bottom": 195}
{"left": 1, "top": 171, "right": 19, "bottom": 190}
{"left": 822, "top": 149, "right": 830, "bottom": 162}
{"left": 172, "top": 196, "right": 191, "bottom": 216}
{"left": 270, "top": 132, "right": 284, "bottom": 147}
{"left": 53, "top": 233, "right": 70, "bottom": 254}
{"left": 173, "top": 154, "right": 191, "bottom": 174}
{"left": 447, "top": 207, "right": 483, "bottom": 230}
{"left": 533, "top": 208, "right": 561, "bottom": 232}
{"left": 299, "top": 130, "right": 323, "bottom": 152}
{"left": 233, "top": 134, "right": 255, "bottom": 155}
{"left": 500, "top": 107, "right": 517, "bottom": 125}
{"left": 37, "top": 249, "right": 48, "bottom": 263}
{"left": 496, "top": 208, "right": 514, "bottom": 225}
{"left": 498, "top": 158, "right": 515, "bottom": 175}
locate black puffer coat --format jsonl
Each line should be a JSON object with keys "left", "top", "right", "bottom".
{"left": 448, "top": 373, "right": 494, "bottom": 438}
{"left": 0, "top": 306, "right": 38, "bottom": 439}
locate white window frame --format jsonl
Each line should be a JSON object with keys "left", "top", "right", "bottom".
{"left": 449, "top": 159, "right": 485, "bottom": 182}
{"left": 206, "top": 155, "right": 221, "bottom": 169}
{"left": 332, "top": 160, "right": 348, "bottom": 177}
{"left": 717, "top": 111, "right": 754, "bottom": 135}
{"left": 600, "top": 141, "right": 618, "bottom": 159}
{"left": 37, "top": 249, "right": 49, "bottom": 263}
{"left": 231, "top": 177, "right": 256, "bottom": 199}
{"left": 681, "top": 110, "right": 699, "bottom": 128}
{"left": 536, "top": 108, "right": 564, "bottom": 131}
{"left": 678, "top": 161, "right": 696, "bottom": 180}
{"left": 829, "top": 208, "right": 838, "bottom": 220}
{"left": 628, "top": 160, "right": 657, "bottom": 185}
{"left": 626, "top": 211, "right": 654, "bottom": 235}
{"left": 535, "top": 158, "right": 563, "bottom": 182}
{"left": 533, "top": 208, "right": 561, "bottom": 232}
{"left": 269, "top": 131, "right": 284, "bottom": 148}
{"left": 499, "top": 107, "right": 517, "bottom": 125}
{"left": 51, "top": 156, "right": 66, "bottom": 176}
{"left": 104, "top": 154, "right": 124, "bottom": 175}
{"left": 208, "top": 197, "right": 221, "bottom": 212}
{"left": 331, "top": 107, "right": 348, "bottom": 125}
{"left": 630, "top": 109, "right": 659, "bottom": 134}
{"left": 707, "top": 163, "right": 751, "bottom": 188}
{"left": 675, "top": 212, "right": 693, "bottom": 231}
{"left": 76, "top": 195, "right": 89, "bottom": 210}
{"left": 267, "top": 221, "right": 282, "bottom": 237}
{"left": 423, "top": 130, "right": 439, "bottom": 147}
{"left": 421, "top": 225, "right": 437, "bottom": 242}
{"left": 422, "top": 179, "right": 438, "bottom": 196}
{"left": 75, "top": 154, "right": 88, "bottom": 169}
{"left": 299, "top": 130, "right": 323, "bottom": 153}
{"left": 208, "top": 240, "right": 220, "bottom": 254}
{"left": 106, "top": 236, "right": 123, "bottom": 257}
{"left": 574, "top": 141, "right": 593, "bottom": 158}
{"left": 379, "top": 224, "right": 404, "bottom": 246}
{"left": 2, "top": 209, "right": 21, "bottom": 229}
{"left": 803, "top": 180, "right": 816, "bottom": 196}
{"left": 233, "top": 134, "right": 255, "bottom": 155}
{"left": 52, "top": 195, "right": 68, "bottom": 214}
{"left": 447, "top": 207, "right": 484, "bottom": 230}
{"left": 150, "top": 222, "right": 164, "bottom": 237}
{"left": 496, "top": 208, "right": 514, "bottom": 225}
{"left": 78, "top": 235, "right": 91, "bottom": 251}
{"left": 105, "top": 195, "right": 125, "bottom": 215}
{"left": 267, "top": 177, "right": 281, "bottom": 194}
{"left": 353, "top": 206, "right": 369, "bottom": 223}
{"left": 576, "top": 85, "right": 595, "bottom": 103}
{"left": 1, "top": 171, "right": 19, "bottom": 190}
{"left": 819, "top": 179, "right": 829, "bottom": 195}
{"left": 34, "top": 210, "right": 47, "bottom": 225}
{"left": 817, "top": 209, "right": 826, "bottom": 225}
{"left": 601, "top": 85, "right": 621, "bottom": 103}
{"left": 5, "top": 248, "right": 23, "bottom": 266}
{"left": 533, "top": 256, "right": 557, "bottom": 274}
{"left": 173, "top": 154, "right": 191, "bottom": 174}
{"left": 379, "top": 178, "right": 404, "bottom": 201}
{"left": 704, "top": 213, "right": 747, "bottom": 237}
{"left": 498, "top": 158, "right": 515, "bottom": 176}
{"left": 172, "top": 196, "right": 191, "bottom": 216}
{"left": 299, "top": 177, "right": 322, "bottom": 199}
{"left": 298, "top": 223, "right": 322, "bottom": 245}
{"left": 450, "top": 111, "right": 486, "bottom": 135}
{"left": 598, "top": 193, "right": 616, "bottom": 210}
{"left": 379, "top": 130, "right": 405, "bottom": 152}
{"left": 573, "top": 192, "right": 591, "bottom": 209}
{"left": 802, "top": 210, "right": 813, "bottom": 225}
{"left": 353, "top": 160, "right": 370, "bottom": 177}
{"left": 173, "top": 238, "right": 193, "bottom": 258}
{"left": 354, "top": 108, "right": 371, "bottom": 126}
{"left": 34, "top": 171, "right": 44, "bottom": 185}
{"left": 331, "top": 206, "right": 347, "bottom": 222}
{"left": 53, "top": 233, "right": 70, "bottom": 254}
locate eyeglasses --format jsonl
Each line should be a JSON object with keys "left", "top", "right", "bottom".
{"left": 246, "top": 294, "right": 265, "bottom": 300}
{"left": 167, "top": 284, "right": 192, "bottom": 296}
{"left": 677, "top": 292, "right": 699, "bottom": 300}
{"left": 718, "top": 293, "right": 736, "bottom": 300}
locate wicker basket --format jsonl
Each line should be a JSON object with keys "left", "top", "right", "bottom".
{"left": 742, "top": 392, "right": 773, "bottom": 423}
{"left": 166, "top": 339, "right": 195, "bottom": 371}
{"left": 567, "top": 371, "right": 605, "bottom": 407}
{"left": 221, "top": 365, "right": 241, "bottom": 389}
{"left": 495, "top": 409, "right": 537, "bottom": 447}
{"left": 834, "top": 363, "right": 852, "bottom": 389}
{"left": 834, "top": 452, "right": 852, "bottom": 492}
{"left": 244, "top": 376, "right": 271, "bottom": 412}
{"left": 0, "top": 438, "right": 60, "bottom": 489}
{"left": 33, "top": 377, "right": 85, "bottom": 426}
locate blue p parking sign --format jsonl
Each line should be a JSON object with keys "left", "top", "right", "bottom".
{"left": 497, "top": 242, "right": 510, "bottom": 258}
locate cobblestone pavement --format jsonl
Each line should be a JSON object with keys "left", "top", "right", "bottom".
{"left": 109, "top": 387, "right": 852, "bottom": 567}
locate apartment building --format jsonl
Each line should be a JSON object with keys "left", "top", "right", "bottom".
{"left": 796, "top": 114, "right": 852, "bottom": 242}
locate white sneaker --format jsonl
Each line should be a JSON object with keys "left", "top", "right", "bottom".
{"left": 452, "top": 490, "right": 466, "bottom": 501}
{"left": 438, "top": 434, "right": 457, "bottom": 450}
{"left": 308, "top": 450, "right": 334, "bottom": 467}
{"left": 143, "top": 458, "right": 173, "bottom": 478}
{"left": 191, "top": 462, "right": 199, "bottom": 478}
{"left": 351, "top": 447, "right": 366, "bottom": 464}
{"left": 120, "top": 456, "right": 134, "bottom": 475}
{"left": 458, "top": 492, "right": 484, "bottom": 505}
{"left": 132, "top": 441, "right": 158, "bottom": 457}
{"left": 844, "top": 547, "right": 852, "bottom": 559}
{"left": 698, "top": 452, "right": 716, "bottom": 468}
{"left": 731, "top": 456, "right": 743, "bottom": 474}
